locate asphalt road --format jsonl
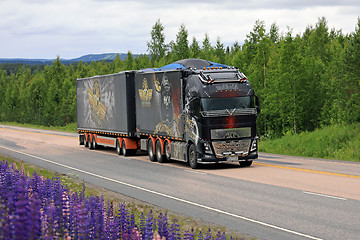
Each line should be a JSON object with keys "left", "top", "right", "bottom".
{"left": 1, "top": 125, "right": 360, "bottom": 240}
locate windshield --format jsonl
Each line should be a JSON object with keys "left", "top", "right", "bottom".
{"left": 201, "top": 96, "right": 253, "bottom": 111}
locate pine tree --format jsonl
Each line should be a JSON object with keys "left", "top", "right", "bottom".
{"left": 200, "top": 33, "right": 212, "bottom": 60}
{"left": 173, "top": 24, "right": 190, "bottom": 61}
{"left": 147, "top": 19, "right": 167, "bottom": 64}
{"left": 214, "top": 37, "right": 225, "bottom": 63}
{"left": 190, "top": 37, "right": 200, "bottom": 58}
{"left": 343, "top": 17, "right": 360, "bottom": 122}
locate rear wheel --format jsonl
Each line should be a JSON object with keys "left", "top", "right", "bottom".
{"left": 239, "top": 160, "right": 253, "bottom": 167}
{"left": 148, "top": 139, "right": 156, "bottom": 162}
{"left": 121, "top": 140, "right": 129, "bottom": 156}
{"left": 116, "top": 140, "right": 122, "bottom": 155}
{"left": 92, "top": 136, "right": 97, "bottom": 150}
{"left": 156, "top": 140, "right": 165, "bottom": 163}
{"left": 84, "top": 135, "right": 89, "bottom": 148}
{"left": 88, "top": 135, "right": 93, "bottom": 149}
{"left": 164, "top": 141, "right": 171, "bottom": 161}
{"left": 188, "top": 144, "right": 198, "bottom": 169}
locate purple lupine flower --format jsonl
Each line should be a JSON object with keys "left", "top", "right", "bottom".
{"left": 74, "top": 202, "right": 89, "bottom": 240}
{"left": 61, "top": 190, "right": 71, "bottom": 236}
{"left": 10, "top": 178, "right": 29, "bottom": 239}
{"left": 169, "top": 218, "right": 181, "bottom": 240}
{"left": 28, "top": 193, "right": 41, "bottom": 239}
{"left": 183, "top": 229, "right": 195, "bottom": 240}
{"left": 105, "top": 215, "right": 118, "bottom": 240}
{"left": 139, "top": 212, "right": 146, "bottom": 237}
{"left": 130, "top": 213, "right": 136, "bottom": 230}
{"left": 2, "top": 161, "right": 235, "bottom": 240}
{"left": 157, "top": 212, "right": 169, "bottom": 239}
{"left": 215, "top": 231, "right": 227, "bottom": 240}
{"left": 204, "top": 228, "right": 212, "bottom": 240}
{"left": 143, "top": 210, "right": 154, "bottom": 240}
{"left": 197, "top": 231, "right": 204, "bottom": 240}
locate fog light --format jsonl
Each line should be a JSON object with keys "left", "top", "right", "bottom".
{"left": 203, "top": 142, "right": 213, "bottom": 154}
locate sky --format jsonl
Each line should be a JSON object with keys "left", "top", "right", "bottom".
{"left": 1, "top": 0, "right": 359, "bottom": 59}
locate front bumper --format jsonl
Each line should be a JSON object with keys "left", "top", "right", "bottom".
{"left": 198, "top": 138, "right": 258, "bottom": 163}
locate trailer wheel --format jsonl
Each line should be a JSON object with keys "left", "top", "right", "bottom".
{"left": 121, "top": 140, "right": 129, "bottom": 156}
{"left": 84, "top": 136, "right": 89, "bottom": 148}
{"left": 164, "top": 141, "right": 171, "bottom": 161}
{"left": 188, "top": 144, "right": 198, "bottom": 169}
{"left": 116, "top": 140, "right": 122, "bottom": 155}
{"left": 239, "top": 160, "right": 253, "bottom": 167}
{"left": 156, "top": 140, "right": 165, "bottom": 163}
{"left": 88, "top": 135, "right": 93, "bottom": 150}
{"left": 148, "top": 139, "right": 156, "bottom": 162}
{"left": 92, "top": 136, "right": 97, "bottom": 150}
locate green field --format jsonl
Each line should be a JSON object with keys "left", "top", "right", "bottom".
{"left": 260, "top": 123, "right": 360, "bottom": 162}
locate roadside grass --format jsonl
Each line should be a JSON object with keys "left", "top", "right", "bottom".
{"left": 0, "top": 121, "right": 77, "bottom": 133}
{"left": 0, "top": 154, "right": 254, "bottom": 240}
{"left": 260, "top": 123, "right": 360, "bottom": 162}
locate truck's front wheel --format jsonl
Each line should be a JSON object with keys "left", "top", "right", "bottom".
{"left": 188, "top": 144, "right": 199, "bottom": 169}
{"left": 148, "top": 139, "right": 156, "bottom": 162}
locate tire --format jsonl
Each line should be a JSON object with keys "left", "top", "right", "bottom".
{"left": 156, "top": 140, "right": 165, "bottom": 163}
{"left": 84, "top": 135, "right": 89, "bottom": 148}
{"left": 88, "top": 135, "right": 93, "bottom": 149}
{"left": 148, "top": 139, "right": 156, "bottom": 162}
{"left": 121, "top": 140, "right": 129, "bottom": 156}
{"left": 164, "top": 141, "right": 171, "bottom": 161}
{"left": 188, "top": 144, "right": 199, "bottom": 169}
{"left": 239, "top": 160, "right": 253, "bottom": 167}
{"left": 92, "top": 136, "right": 97, "bottom": 150}
{"left": 116, "top": 140, "right": 122, "bottom": 155}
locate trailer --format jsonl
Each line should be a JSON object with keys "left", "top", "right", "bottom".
{"left": 77, "top": 59, "right": 260, "bottom": 168}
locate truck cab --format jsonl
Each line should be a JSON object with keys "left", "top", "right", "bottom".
{"left": 178, "top": 59, "right": 260, "bottom": 168}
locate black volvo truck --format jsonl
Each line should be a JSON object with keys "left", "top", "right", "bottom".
{"left": 77, "top": 58, "right": 260, "bottom": 168}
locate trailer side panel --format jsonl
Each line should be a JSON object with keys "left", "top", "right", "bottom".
{"left": 77, "top": 72, "right": 135, "bottom": 134}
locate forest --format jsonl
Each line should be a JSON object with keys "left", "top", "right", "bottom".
{"left": 0, "top": 17, "right": 359, "bottom": 138}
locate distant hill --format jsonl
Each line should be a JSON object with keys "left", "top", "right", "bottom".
{"left": 0, "top": 53, "right": 139, "bottom": 65}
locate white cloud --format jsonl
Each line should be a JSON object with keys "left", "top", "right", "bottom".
{"left": 0, "top": 0, "right": 359, "bottom": 59}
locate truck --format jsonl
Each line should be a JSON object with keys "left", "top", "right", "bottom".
{"left": 77, "top": 58, "right": 260, "bottom": 168}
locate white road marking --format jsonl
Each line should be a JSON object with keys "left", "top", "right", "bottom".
{"left": 0, "top": 146, "right": 323, "bottom": 240}
{"left": 184, "top": 170, "right": 207, "bottom": 175}
{"left": 303, "top": 191, "right": 347, "bottom": 200}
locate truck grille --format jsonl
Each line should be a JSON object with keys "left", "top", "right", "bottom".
{"left": 201, "top": 108, "right": 257, "bottom": 117}
{"left": 211, "top": 127, "right": 251, "bottom": 140}
{"left": 212, "top": 139, "right": 251, "bottom": 157}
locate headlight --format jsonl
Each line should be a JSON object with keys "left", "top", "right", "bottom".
{"left": 203, "top": 142, "right": 213, "bottom": 154}
{"left": 250, "top": 139, "right": 257, "bottom": 152}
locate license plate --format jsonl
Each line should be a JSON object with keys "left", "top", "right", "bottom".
{"left": 227, "top": 156, "right": 238, "bottom": 161}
